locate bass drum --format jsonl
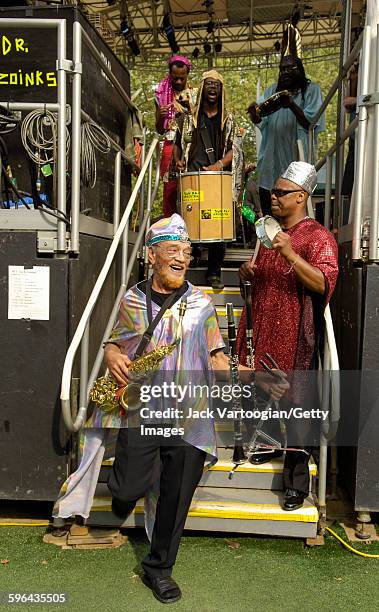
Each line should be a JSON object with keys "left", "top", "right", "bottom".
{"left": 178, "top": 171, "right": 235, "bottom": 243}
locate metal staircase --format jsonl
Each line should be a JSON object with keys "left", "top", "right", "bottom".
{"left": 86, "top": 247, "right": 320, "bottom": 539}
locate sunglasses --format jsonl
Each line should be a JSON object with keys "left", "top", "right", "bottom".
{"left": 270, "top": 188, "right": 304, "bottom": 198}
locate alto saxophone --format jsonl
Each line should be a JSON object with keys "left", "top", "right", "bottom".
{"left": 90, "top": 301, "right": 187, "bottom": 416}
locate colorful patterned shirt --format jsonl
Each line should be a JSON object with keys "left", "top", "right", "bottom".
{"left": 86, "top": 281, "right": 225, "bottom": 462}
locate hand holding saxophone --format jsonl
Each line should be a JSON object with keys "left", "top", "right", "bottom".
{"left": 104, "top": 343, "right": 132, "bottom": 386}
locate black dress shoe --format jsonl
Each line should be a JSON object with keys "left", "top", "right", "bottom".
{"left": 111, "top": 498, "right": 135, "bottom": 520}
{"left": 142, "top": 573, "right": 182, "bottom": 604}
{"left": 249, "top": 449, "right": 283, "bottom": 464}
{"left": 206, "top": 275, "right": 224, "bottom": 291}
{"left": 283, "top": 488, "right": 306, "bottom": 511}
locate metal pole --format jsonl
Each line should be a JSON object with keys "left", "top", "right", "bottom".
{"left": 0, "top": 102, "right": 60, "bottom": 112}
{"left": 352, "top": 26, "right": 371, "bottom": 260}
{"left": 324, "top": 155, "right": 332, "bottom": 229}
{"left": 318, "top": 433, "right": 328, "bottom": 510}
{"left": 113, "top": 151, "right": 122, "bottom": 233}
{"left": 307, "top": 128, "right": 314, "bottom": 164}
{"left": 139, "top": 128, "right": 147, "bottom": 227}
{"left": 369, "top": 24, "right": 379, "bottom": 261}
{"left": 333, "top": 0, "right": 352, "bottom": 229}
{"left": 121, "top": 226, "right": 129, "bottom": 286}
{"left": 70, "top": 20, "right": 82, "bottom": 255}
{"left": 76, "top": 321, "right": 90, "bottom": 427}
{"left": 57, "top": 19, "right": 67, "bottom": 253}
{"left": 143, "top": 158, "right": 154, "bottom": 269}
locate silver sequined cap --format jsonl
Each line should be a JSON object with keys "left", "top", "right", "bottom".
{"left": 280, "top": 161, "right": 317, "bottom": 194}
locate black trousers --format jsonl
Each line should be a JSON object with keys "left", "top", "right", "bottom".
{"left": 283, "top": 449, "right": 311, "bottom": 496}
{"left": 207, "top": 242, "right": 226, "bottom": 277}
{"left": 108, "top": 429, "right": 205, "bottom": 577}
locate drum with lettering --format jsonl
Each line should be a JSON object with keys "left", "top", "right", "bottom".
{"left": 178, "top": 171, "right": 235, "bottom": 242}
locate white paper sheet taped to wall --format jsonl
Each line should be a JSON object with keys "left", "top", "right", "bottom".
{"left": 8, "top": 265, "right": 50, "bottom": 321}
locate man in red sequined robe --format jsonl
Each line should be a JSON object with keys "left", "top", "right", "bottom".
{"left": 237, "top": 161, "right": 338, "bottom": 511}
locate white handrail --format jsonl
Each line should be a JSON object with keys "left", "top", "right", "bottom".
{"left": 61, "top": 137, "right": 160, "bottom": 431}
{"left": 322, "top": 306, "right": 340, "bottom": 439}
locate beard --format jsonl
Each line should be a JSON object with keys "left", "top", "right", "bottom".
{"left": 153, "top": 260, "right": 186, "bottom": 291}
{"left": 160, "top": 270, "right": 185, "bottom": 290}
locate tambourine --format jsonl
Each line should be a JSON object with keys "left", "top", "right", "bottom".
{"left": 255, "top": 215, "right": 282, "bottom": 249}
{"left": 256, "top": 90, "right": 290, "bottom": 118}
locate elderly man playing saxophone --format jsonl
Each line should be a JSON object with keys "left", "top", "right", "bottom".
{"left": 52, "top": 214, "right": 287, "bottom": 604}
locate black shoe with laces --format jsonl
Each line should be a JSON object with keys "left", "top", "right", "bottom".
{"left": 283, "top": 488, "right": 306, "bottom": 511}
{"left": 142, "top": 573, "right": 182, "bottom": 604}
{"left": 249, "top": 449, "right": 283, "bottom": 465}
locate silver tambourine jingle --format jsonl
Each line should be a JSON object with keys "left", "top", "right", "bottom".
{"left": 255, "top": 215, "right": 282, "bottom": 249}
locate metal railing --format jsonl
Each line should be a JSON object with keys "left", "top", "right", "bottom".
{"left": 0, "top": 18, "right": 68, "bottom": 251}
{"left": 305, "top": 2, "right": 374, "bottom": 514}
{"left": 303, "top": 18, "right": 361, "bottom": 508}
{"left": 61, "top": 136, "right": 160, "bottom": 432}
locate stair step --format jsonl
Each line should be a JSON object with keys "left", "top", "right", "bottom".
{"left": 87, "top": 485, "right": 318, "bottom": 538}
{"left": 100, "top": 448, "right": 316, "bottom": 492}
{"left": 187, "top": 268, "right": 240, "bottom": 287}
{"left": 202, "top": 287, "right": 244, "bottom": 307}
{"left": 224, "top": 248, "right": 250, "bottom": 262}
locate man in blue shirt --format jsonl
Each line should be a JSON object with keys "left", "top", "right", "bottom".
{"left": 247, "top": 55, "right": 325, "bottom": 215}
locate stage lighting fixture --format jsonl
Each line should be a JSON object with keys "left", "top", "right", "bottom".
{"left": 120, "top": 19, "right": 141, "bottom": 56}
{"left": 274, "top": 40, "right": 281, "bottom": 52}
{"left": 192, "top": 47, "right": 200, "bottom": 59}
{"left": 163, "top": 13, "right": 179, "bottom": 53}
{"left": 206, "top": 20, "right": 215, "bottom": 34}
{"left": 215, "top": 41, "right": 222, "bottom": 53}
{"left": 203, "top": 41, "right": 212, "bottom": 55}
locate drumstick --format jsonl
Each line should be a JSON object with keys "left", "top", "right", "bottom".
{"left": 250, "top": 239, "right": 260, "bottom": 267}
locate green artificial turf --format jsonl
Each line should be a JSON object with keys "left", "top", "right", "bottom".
{"left": 1, "top": 526, "right": 379, "bottom": 611}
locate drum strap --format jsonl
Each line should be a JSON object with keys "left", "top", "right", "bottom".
{"left": 199, "top": 124, "right": 216, "bottom": 165}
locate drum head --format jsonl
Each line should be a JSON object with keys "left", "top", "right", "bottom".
{"left": 255, "top": 215, "right": 282, "bottom": 249}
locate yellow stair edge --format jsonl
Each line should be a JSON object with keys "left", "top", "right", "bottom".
{"left": 203, "top": 288, "right": 242, "bottom": 295}
{"left": 216, "top": 307, "right": 243, "bottom": 316}
{"left": 208, "top": 460, "right": 317, "bottom": 476}
{"left": 90, "top": 496, "right": 318, "bottom": 523}
{"left": 101, "top": 457, "right": 317, "bottom": 476}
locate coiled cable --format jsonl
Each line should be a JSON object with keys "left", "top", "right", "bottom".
{"left": 0, "top": 105, "right": 21, "bottom": 134}
{"left": 81, "top": 120, "right": 111, "bottom": 188}
{"left": 21, "top": 108, "right": 70, "bottom": 165}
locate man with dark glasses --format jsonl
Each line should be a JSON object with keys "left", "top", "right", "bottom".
{"left": 237, "top": 161, "right": 338, "bottom": 511}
